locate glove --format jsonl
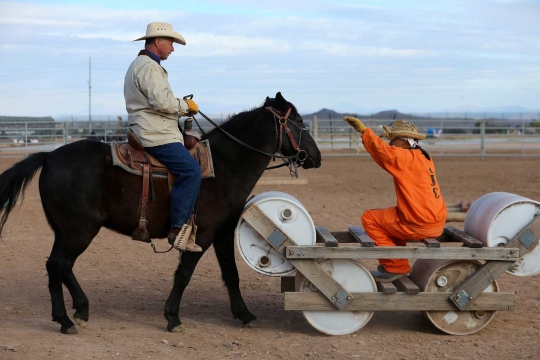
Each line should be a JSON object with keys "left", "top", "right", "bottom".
{"left": 343, "top": 116, "right": 366, "bottom": 134}
{"left": 184, "top": 99, "right": 199, "bottom": 115}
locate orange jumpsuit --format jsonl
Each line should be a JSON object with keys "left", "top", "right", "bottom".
{"left": 360, "top": 129, "right": 447, "bottom": 274}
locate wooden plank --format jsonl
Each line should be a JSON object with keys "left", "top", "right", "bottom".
{"left": 450, "top": 216, "right": 540, "bottom": 310}
{"left": 241, "top": 204, "right": 353, "bottom": 310}
{"left": 257, "top": 178, "right": 308, "bottom": 186}
{"left": 422, "top": 238, "right": 440, "bottom": 248}
{"left": 393, "top": 277, "right": 420, "bottom": 294}
{"left": 377, "top": 282, "right": 397, "bottom": 294}
{"left": 281, "top": 276, "right": 296, "bottom": 293}
{"left": 285, "top": 245, "right": 519, "bottom": 261}
{"left": 284, "top": 292, "right": 515, "bottom": 311}
{"left": 446, "top": 212, "right": 467, "bottom": 222}
{"left": 242, "top": 203, "right": 285, "bottom": 245}
{"left": 315, "top": 226, "right": 339, "bottom": 247}
{"left": 286, "top": 259, "right": 358, "bottom": 311}
{"left": 444, "top": 226, "right": 483, "bottom": 248}
{"left": 446, "top": 202, "right": 463, "bottom": 210}
{"left": 348, "top": 226, "right": 375, "bottom": 247}
{"left": 334, "top": 231, "right": 449, "bottom": 245}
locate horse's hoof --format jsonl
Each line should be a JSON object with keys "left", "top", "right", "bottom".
{"left": 169, "top": 325, "right": 186, "bottom": 333}
{"left": 61, "top": 325, "right": 79, "bottom": 335}
{"left": 245, "top": 319, "right": 261, "bottom": 329}
{"left": 74, "top": 317, "right": 87, "bottom": 329}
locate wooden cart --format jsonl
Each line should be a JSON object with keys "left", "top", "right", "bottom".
{"left": 241, "top": 203, "right": 540, "bottom": 335}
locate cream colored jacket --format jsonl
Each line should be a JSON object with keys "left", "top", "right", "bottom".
{"left": 124, "top": 51, "right": 189, "bottom": 147}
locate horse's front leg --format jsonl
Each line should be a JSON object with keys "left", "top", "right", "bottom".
{"left": 164, "top": 251, "right": 204, "bottom": 332}
{"left": 213, "top": 234, "right": 257, "bottom": 326}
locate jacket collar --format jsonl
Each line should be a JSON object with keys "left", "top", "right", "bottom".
{"left": 138, "top": 49, "right": 161, "bottom": 64}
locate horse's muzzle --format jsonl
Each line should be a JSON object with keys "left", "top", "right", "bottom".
{"left": 302, "top": 155, "right": 321, "bottom": 169}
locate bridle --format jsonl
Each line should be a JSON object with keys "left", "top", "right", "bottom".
{"left": 193, "top": 107, "right": 310, "bottom": 176}
{"left": 265, "top": 106, "right": 308, "bottom": 165}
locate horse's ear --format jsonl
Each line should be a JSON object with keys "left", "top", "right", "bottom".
{"left": 275, "top": 92, "right": 285, "bottom": 103}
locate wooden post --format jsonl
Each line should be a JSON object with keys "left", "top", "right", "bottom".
{"left": 313, "top": 115, "right": 318, "bottom": 142}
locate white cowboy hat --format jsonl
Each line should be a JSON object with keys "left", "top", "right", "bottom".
{"left": 134, "top": 22, "right": 186, "bottom": 45}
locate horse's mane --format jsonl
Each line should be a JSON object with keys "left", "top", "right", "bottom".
{"left": 201, "top": 105, "right": 264, "bottom": 138}
{"left": 201, "top": 97, "right": 298, "bottom": 138}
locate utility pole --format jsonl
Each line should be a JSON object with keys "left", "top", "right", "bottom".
{"left": 89, "top": 57, "right": 92, "bottom": 133}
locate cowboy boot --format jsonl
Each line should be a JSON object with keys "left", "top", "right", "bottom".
{"left": 172, "top": 223, "right": 192, "bottom": 251}
{"left": 185, "top": 224, "right": 202, "bottom": 252}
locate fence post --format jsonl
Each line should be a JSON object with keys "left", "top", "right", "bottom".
{"left": 24, "top": 122, "right": 28, "bottom": 157}
{"left": 104, "top": 121, "right": 108, "bottom": 143}
{"left": 313, "top": 115, "right": 318, "bottom": 141}
{"left": 480, "top": 120, "right": 485, "bottom": 161}
{"left": 64, "top": 122, "right": 68, "bottom": 145}
{"left": 329, "top": 118, "right": 333, "bottom": 150}
{"left": 521, "top": 115, "right": 525, "bottom": 156}
{"left": 440, "top": 120, "right": 444, "bottom": 155}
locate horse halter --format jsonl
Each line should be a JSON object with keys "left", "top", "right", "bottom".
{"left": 265, "top": 106, "right": 308, "bottom": 164}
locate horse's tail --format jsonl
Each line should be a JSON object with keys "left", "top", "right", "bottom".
{"left": 0, "top": 152, "right": 48, "bottom": 236}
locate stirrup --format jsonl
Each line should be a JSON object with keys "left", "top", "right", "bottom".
{"left": 172, "top": 224, "right": 192, "bottom": 251}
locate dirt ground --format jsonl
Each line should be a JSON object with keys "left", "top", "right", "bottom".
{"left": 1, "top": 155, "right": 540, "bottom": 360}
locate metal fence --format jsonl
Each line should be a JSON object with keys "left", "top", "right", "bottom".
{"left": 1, "top": 117, "right": 539, "bottom": 159}
{"left": 311, "top": 117, "right": 540, "bottom": 159}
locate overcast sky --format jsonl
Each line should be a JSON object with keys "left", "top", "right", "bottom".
{"left": 0, "top": 0, "right": 539, "bottom": 118}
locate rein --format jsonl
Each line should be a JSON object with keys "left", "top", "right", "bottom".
{"left": 194, "top": 108, "right": 309, "bottom": 176}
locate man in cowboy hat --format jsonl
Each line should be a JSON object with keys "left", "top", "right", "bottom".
{"left": 124, "top": 22, "right": 202, "bottom": 252}
{"left": 343, "top": 116, "right": 447, "bottom": 282}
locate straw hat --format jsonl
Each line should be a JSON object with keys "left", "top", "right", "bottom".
{"left": 381, "top": 120, "right": 426, "bottom": 141}
{"left": 134, "top": 22, "right": 186, "bottom": 45}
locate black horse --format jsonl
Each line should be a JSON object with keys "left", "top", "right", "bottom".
{"left": 0, "top": 92, "right": 321, "bottom": 334}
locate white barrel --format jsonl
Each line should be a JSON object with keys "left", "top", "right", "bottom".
{"left": 295, "top": 259, "right": 376, "bottom": 335}
{"left": 235, "top": 191, "right": 316, "bottom": 276}
{"left": 464, "top": 192, "right": 540, "bottom": 277}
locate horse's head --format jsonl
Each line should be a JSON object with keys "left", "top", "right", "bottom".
{"left": 263, "top": 92, "right": 321, "bottom": 169}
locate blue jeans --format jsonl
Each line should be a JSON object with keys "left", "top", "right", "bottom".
{"left": 145, "top": 142, "right": 202, "bottom": 228}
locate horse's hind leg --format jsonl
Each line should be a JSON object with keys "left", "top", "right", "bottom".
{"left": 213, "top": 234, "right": 257, "bottom": 326}
{"left": 46, "top": 231, "right": 93, "bottom": 334}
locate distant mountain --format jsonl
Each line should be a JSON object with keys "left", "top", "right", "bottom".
{"left": 302, "top": 108, "right": 538, "bottom": 123}
{"left": 302, "top": 109, "right": 427, "bottom": 120}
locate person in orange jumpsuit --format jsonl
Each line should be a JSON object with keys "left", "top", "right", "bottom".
{"left": 344, "top": 116, "right": 447, "bottom": 282}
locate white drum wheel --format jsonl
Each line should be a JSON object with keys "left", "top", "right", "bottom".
{"left": 235, "top": 192, "right": 316, "bottom": 276}
{"left": 295, "top": 259, "right": 377, "bottom": 335}
{"left": 464, "top": 192, "right": 540, "bottom": 277}
{"left": 410, "top": 259, "right": 498, "bottom": 336}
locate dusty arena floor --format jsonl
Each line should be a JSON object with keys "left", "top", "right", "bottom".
{"left": 1, "top": 155, "right": 540, "bottom": 360}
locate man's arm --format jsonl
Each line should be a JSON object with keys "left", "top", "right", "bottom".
{"left": 362, "top": 129, "right": 408, "bottom": 175}
{"left": 135, "top": 63, "right": 188, "bottom": 115}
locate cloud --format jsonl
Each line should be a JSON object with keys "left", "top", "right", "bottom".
{"left": 300, "top": 42, "right": 435, "bottom": 58}
{"left": 1, "top": 0, "right": 539, "bottom": 116}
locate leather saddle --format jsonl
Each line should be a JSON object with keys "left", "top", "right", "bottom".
{"left": 110, "top": 128, "right": 214, "bottom": 243}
